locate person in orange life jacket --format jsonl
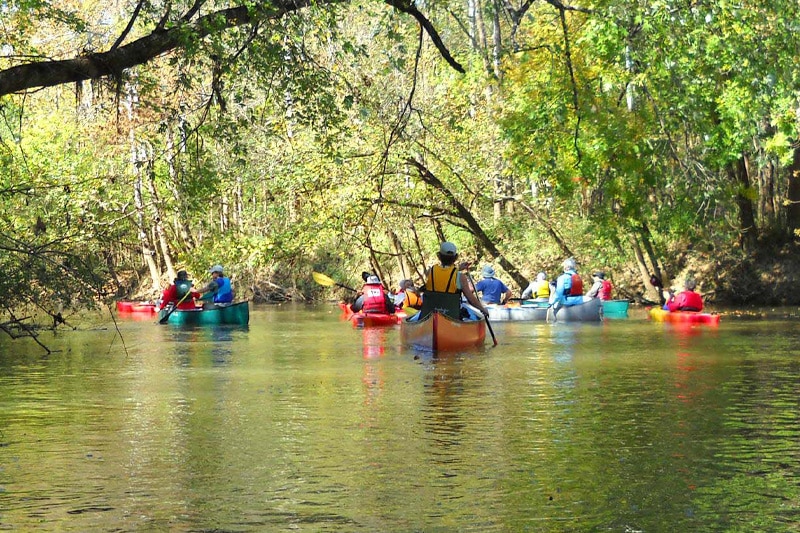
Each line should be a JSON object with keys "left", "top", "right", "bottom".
{"left": 585, "top": 271, "right": 613, "bottom": 301}
{"left": 199, "top": 264, "right": 234, "bottom": 303}
{"left": 393, "top": 279, "right": 422, "bottom": 310}
{"left": 416, "top": 241, "right": 487, "bottom": 321}
{"left": 474, "top": 265, "right": 513, "bottom": 305}
{"left": 351, "top": 275, "right": 395, "bottom": 314}
{"left": 158, "top": 270, "right": 200, "bottom": 310}
{"left": 550, "top": 257, "right": 584, "bottom": 307}
{"left": 663, "top": 278, "right": 704, "bottom": 312}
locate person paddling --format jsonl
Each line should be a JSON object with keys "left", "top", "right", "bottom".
{"left": 416, "top": 242, "right": 487, "bottom": 321}
{"left": 199, "top": 264, "right": 234, "bottom": 304}
{"left": 158, "top": 270, "right": 200, "bottom": 311}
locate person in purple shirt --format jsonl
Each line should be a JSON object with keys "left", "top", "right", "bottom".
{"left": 474, "top": 265, "right": 513, "bottom": 305}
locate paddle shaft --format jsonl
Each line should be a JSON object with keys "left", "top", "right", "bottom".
{"left": 158, "top": 288, "right": 193, "bottom": 324}
{"left": 465, "top": 272, "right": 497, "bottom": 347}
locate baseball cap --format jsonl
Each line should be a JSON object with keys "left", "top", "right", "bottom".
{"left": 439, "top": 242, "right": 457, "bottom": 256}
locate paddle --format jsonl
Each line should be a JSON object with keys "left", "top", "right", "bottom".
{"left": 465, "top": 272, "right": 497, "bottom": 347}
{"left": 158, "top": 289, "right": 193, "bottom": 324}
{"left": 312, "top": 271, "right": 357, "bottom": 292}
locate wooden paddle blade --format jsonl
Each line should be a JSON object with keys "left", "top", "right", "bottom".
{"left": 312, "top": 272, "right": 337, "bottom": 287}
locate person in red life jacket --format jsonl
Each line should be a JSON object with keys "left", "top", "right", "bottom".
{"left": 586, "top": 271, "right": 613, "bottom": 301}
{"left": 550, "top": 257, "right": 584, "bottom": 308}
{"left": 351, "top": 275, "right": 395, "bottom": 314}
{"left": 158, "top": 270, "right": 200, "bottom": 310}
{"left": 664, "top": 278, "right": 704, "bottom": 312}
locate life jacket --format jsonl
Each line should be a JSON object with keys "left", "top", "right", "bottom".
{"left": 175, "top": 280, "right": 193, "bottom": 299}
{"left": 599, "top": 280, "right": 612, "bottom": 300}
{"left": 213, "top": 276, "right": 233, "bottom": 303}
{"left": 403, "top": 290, "right": 422, "bottom": 310}
{"left": 418, "top": 265, "right": 462, "bottom": 320}
{"left": 677, "top": 290, "right": 703, "bottom": 312}
{"left": 361, "top": 282, "right": 389, "bottom": 314}
{"left": 534, "top": 280, "right": 550, "bottom": 299}
{"left": 563, "top": 272, "right": 583, "bottom": 296}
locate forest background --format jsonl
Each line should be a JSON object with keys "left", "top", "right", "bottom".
{"left": 2, "top": 0, "right": 800, "bottom": 335}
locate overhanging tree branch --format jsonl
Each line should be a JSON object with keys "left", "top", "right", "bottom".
{"left": 0, "top": 0, "right": 463, "bottom": 97}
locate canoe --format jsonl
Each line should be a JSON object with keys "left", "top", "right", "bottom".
{"left": 486, "top": 301, "right": 549, "bottom": 322}
{"left": 649, "top": 307, "right": 720, "bottom": 325}
{"left": 116, "top": 300, "right": 156, "bottom": 314}
{"left": 602, "top": 299, "right": 630, "bottom": 318}
{"left": 337, "top": 302, "right": 406, "bottom": 327}
{"left": 547, "top": 298, "right": 602, "bottom": 322}
{"left": 401, "top": 311, "right": 486, "bottom": 352}
{"left": 158, "top": 301, "right": 250, "bottom": 326}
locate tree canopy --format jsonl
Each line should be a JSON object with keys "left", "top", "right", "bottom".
{"left": 2, "top": 0, "right": 800, "bottom": 340}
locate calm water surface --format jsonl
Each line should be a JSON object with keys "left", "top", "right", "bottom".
{"left": 1, "top": 304, "right": 800, "bottom": 531}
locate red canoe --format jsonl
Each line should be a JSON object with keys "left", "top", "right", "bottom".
{"left": 338, "top": 302, "right": 406, "bottom": 327}
{"left": 649, "top": 307, "right": 720, "bottom": 325}
{"left": 116, "top": 301, "right": 157, "bottom": 314}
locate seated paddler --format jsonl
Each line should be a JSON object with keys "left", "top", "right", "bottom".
{"left": 416, "top": 241, "right": 487, "bottom": 321}
{"left": 351, "top": 275, "right": 396, "bottom": 314}
{"left": 550, "top": 257, "right": 584, "bottom": 308}
{"left": 158, "top": 270, "right": 200, "bottom": 311}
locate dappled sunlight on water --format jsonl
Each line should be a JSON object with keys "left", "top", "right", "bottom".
{"left": 1, "top": 305, "right": 799, "bottom": 530}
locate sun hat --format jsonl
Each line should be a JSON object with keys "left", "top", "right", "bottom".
{"left": 593, "top": 271, "right": 605, "bottom": 279}
{"left": 482, "top": 265, "right": 496, "bottom": 278}
{"left": 366, "top": 275, "right": 381, "bottom": 284}
{"left": 209, "top": 264, "right": 224, "bottom": 274}
{"left": 439, "top": 242, "right": 458, "bottom": 256}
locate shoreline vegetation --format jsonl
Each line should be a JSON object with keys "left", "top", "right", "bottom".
{"left": 2, "top": 1, "right": 800, "bottom": 338}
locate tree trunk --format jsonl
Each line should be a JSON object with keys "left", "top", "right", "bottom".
{"left": 126, "top": 81, "right": 161, "bottom": 293}
{"left": 728, "top": 154, "right": 758, "bottom": 252}
{"left": 146, "top": 161, "right": 176, "bottom": 279}
{"left": 408, "top": 157, "right": 527, "bottom": 290}
{"left": 787, "top": 142, "right": 800, "bottom": 234}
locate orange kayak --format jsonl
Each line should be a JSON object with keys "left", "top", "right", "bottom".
{"left": 649, "top": 307, "right": 720, "bottom": 325}
{"left": 401, "top": 311, "right": 486, "bottom": 351}
{"left": 338, "top": 302, "right": 406, "bottom": 327}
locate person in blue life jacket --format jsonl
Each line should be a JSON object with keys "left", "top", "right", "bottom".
{"left": 199, "top": 264, "right": 234, "bottom": 304}
{"left": 474, "top": 265, "right": 513, "bottom": 305}
{"left": 550, "top": 257, "right": 584, "bottom": 308}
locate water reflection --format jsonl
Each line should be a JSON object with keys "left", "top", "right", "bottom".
{"left": 4, "top": 307, "right": 800, "bottom": 531}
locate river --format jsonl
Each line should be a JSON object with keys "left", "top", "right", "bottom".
{"left": 1, "top": 304, "right": 799, "bottom": 531}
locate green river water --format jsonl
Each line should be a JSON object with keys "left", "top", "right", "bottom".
{"left": 1, "top": 304, "right": 799, "bottom": 531}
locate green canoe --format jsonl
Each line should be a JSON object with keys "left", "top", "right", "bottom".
{"left": 158, "top": 301, "right": 250, "bottom": 326}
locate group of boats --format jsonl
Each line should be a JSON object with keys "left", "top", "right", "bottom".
{"left": 117, "top": 295, "right": 719, "bottom": 351}
{"left": 116, "top": 300, "right": 250, "bottom": 326}
{"left": 339, "top": 297, "right": 721, "bottom": 352}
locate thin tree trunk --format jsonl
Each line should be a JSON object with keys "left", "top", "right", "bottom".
{"left": 408, "top": 157, "right": 527, "bottom": 290}
{"left": 146, "top": 161, "right": 175, "bottom": 279}
{"left": 729, "top": 154, "right": 758, "bottom": 252}
{"left": 126, "top": 80, "right": 161, "bottom": 293}
{"left": 787, "top": 142, "right": 800, "bottom": 233}
{"left": 165, "top": 125, "right": 197, "bottom": 249}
